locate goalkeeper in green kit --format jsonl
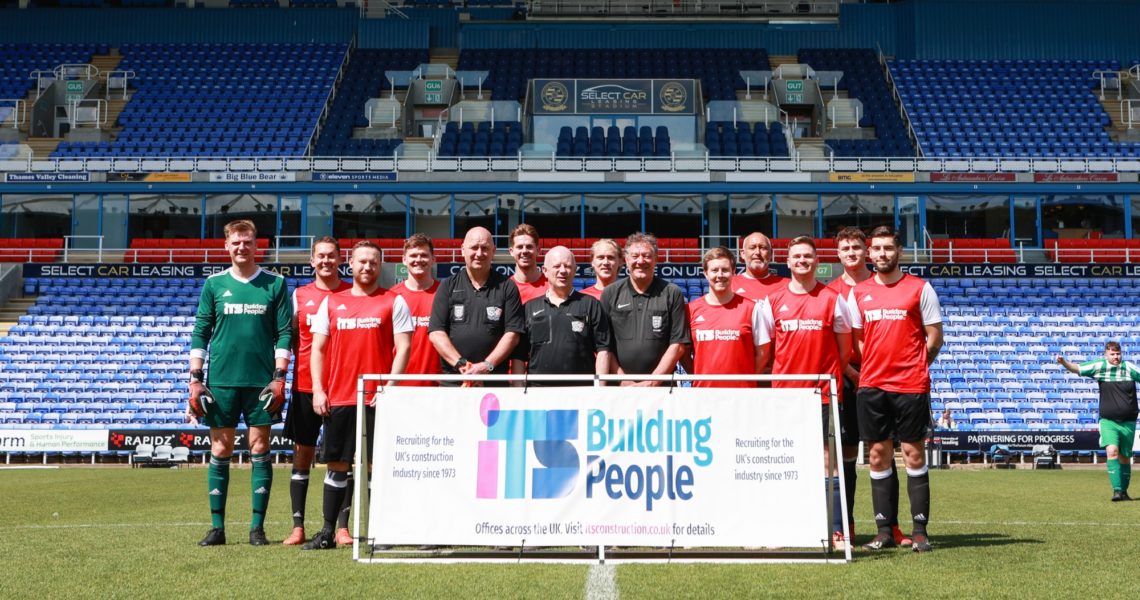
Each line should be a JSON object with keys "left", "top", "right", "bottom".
{"left": 188, "top": 219, "right": 292, "bottom": 546}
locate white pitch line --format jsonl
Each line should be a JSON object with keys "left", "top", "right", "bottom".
{"left": 0, "top": 519, "right": 292, "bottom": 531}
{"left": 585, "top": 564, "right": 617, "bottom": 600}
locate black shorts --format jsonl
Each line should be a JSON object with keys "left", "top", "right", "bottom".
{"left": 319, "top": 405, "right": 376, "bottom": 465}
{"left": 839, "top": 375, "right": 860, "bottom": 447}
{"left": 283, "top": 391, "right": 323, "bottom": 448}
{"left": 856, "top": 387, "right": 931, "bottom": 444}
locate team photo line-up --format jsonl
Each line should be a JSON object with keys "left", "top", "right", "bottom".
{"left": 186, "top": 216, "right": 1137, "bottom": 554}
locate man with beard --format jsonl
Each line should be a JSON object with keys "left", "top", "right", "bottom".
{"left": 283, "top": 237, "right": 349, "bottom": 546}
{"left": 848, "top": 226, "right": 943, "bottom": 553}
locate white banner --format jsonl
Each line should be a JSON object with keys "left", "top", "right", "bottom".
{"left": 0, "top": 429, "right": 108, "bottom": 452}
{"left": 369, "top": 386, "right": 827, "bottom": 548}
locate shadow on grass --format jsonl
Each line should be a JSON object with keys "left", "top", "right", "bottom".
{"left": 924, "top": 531, "right": 1043, "bottom": 549}
{"left": 852, "top": 531, "right": 1042, "bottom": 555}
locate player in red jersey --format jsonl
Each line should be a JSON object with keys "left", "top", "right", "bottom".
{"left": 509, "top": 223, "right": 548, "bottom": 304}
{"left": 282, "top": 237, "right": 349, "bottom": 546}
{"left": 848, "top": 226, "right": 943, "bottom": 554}
{"left": 302, "top": 241, "right": 413, "bottom": 550}
{"left": 581, "top": 238, "right": 621, "bottom": 300}
{"left": 391, "top": 233, "right": 441, "bottom": 387}
{"left": 827, "top": 226, "right": 911, "bottom": 549}
{"left": 686, "top": 247, "right": 764, "bottom": 388}
{"left": 730, "top": 231, "right": 786, "bottom": 303}
{"left": 758, "top": 236, "right": 852, "bottom": 549}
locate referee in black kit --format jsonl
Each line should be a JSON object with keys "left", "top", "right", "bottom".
{"left": 428, "top": 226, "right": 525, "bottom": 386}
{"left": 600, "top": 232, "right": 690, "bottom": 385}
{"left": 510, "top": 246, "right": 611, "bottom": 385}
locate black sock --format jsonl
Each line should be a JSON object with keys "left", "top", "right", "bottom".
{"left": 843, "top": 459, "right": 857, "bottom": 526}
{"left": 907, "top": 467, "right": 931, "bottom": 536}
{"left": 337, "top": 472, "right": 354, "bottom": 529}
{"left": 290, "top": 469, "right": 310, "bottom": 528}
{"left": 322, "top": 471, "right": 349, "bottom": 531}
{"left": 888, "top": 465, "right": 901, "bottom": 527}
{"left": 869, "top": 468, "right": 893, "bottom": 535}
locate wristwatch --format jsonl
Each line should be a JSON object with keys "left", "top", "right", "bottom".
{"left": 483, "top": 360, "right": 495, "bottom": 373}
{"left": 454, "top": 357, "right": 469, "bottom": 370}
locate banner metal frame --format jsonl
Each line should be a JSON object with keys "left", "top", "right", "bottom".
{"left": 351, "top": 373, "right": 849, "bottom": 564}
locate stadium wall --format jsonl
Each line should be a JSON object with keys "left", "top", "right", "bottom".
{"left": 0, "top": 7, "right": 357, "bottom": 44}
{"left": 457, "top": 1, "right": 1138, "bottom": 62}
{"left": 357, "top": 20, "right": 431, "bottom": 50}
{"left": 906, "top": 0, "right": 1140, "bottom": 61}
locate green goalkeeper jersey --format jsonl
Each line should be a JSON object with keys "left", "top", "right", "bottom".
{"left": 191, "top": 267, "right": 292, "bottom": 387}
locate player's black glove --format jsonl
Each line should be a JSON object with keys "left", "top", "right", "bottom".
{"left": 188, "top": 370, "right": 215, "bottom": 418}
{"left": 259, "top": 369, "right": 287, "bottom": 414}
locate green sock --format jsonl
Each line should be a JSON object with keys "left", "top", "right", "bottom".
{"left": 207, "top": 454, "right": 231, "bottom": 529}
{"left": 1107, "top": 460, "right": 1122, "bottom": 492}
{"left": 1120, "top": 462, "right": 1131, "bottom": 492}
{"left": 250, "top": 452, "right": 273, "bottom": 531}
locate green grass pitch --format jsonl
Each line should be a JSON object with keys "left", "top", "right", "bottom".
{"left": 0, "top": 466, "right": 1134, "bottom": 599}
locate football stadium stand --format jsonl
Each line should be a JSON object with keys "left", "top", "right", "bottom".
{"left": 890, "top": 59, "right": 1140, "bottom": 159}
{"left": 456, "top": 48, "right": 770, "bottom": 103}
{"left": 0, "top": 265, "right": 1125, "bottom": 461}
{"left": 53, "top": 43, "right": 348, "bottom": 159}
{"left": 5, "top": 0, "right": 1140, "bottom": 469}
{"left": 311, "top": 48, "right": 429, "bottom": 157}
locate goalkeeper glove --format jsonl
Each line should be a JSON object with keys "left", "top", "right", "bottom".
{"left": 259, "top": 368, "right": 287, "bottom": 414}
{"left": 188, "top": 370, "right": 215, "bottom": 418}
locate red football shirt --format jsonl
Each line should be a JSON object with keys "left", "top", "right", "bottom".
{"left": 758, "top": 282, "right": 852, "bottom": 403}
{"left": 688, "top": 294, "right": 764, "bottom": 388}
{"left": 514, "top": 272, "right": 549, "bottom": 304}
{"left": 731, "top": 272, "right": 786, "bottom": 303}
{"left": 848, "top": 274, "right": 942, "bottom": 394}
{"left": 310, "top": 287, "right": 413, "bottom": 407}
{"left": 826, "top": 275, "right": 870, "bottom": 365}
{"left": 579, "top": 284, "right": 605, "bottom": 300}
{"left": 292, "top": 279, "right": 349, "bottom": 393}
{"left": 391, "top": 280, "right": 441, "bottom": 387}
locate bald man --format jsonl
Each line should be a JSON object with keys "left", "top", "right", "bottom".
{"left": 511, "top": 246, "right": 611, "bottom": 385}
{"left": 731, "top": 232, "right": 786, "bottom": 303}
{"left": 428, "top": 226, "right": 524, "bottom": 387}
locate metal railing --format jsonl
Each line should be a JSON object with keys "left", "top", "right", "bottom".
{"left": 62, "top": 235, "right": 105, "bottom": 263}
{"left": 366, "top": 99, "right": 402, "bottom": 129}
{"left": 103, "top": 70, "right": 136, "bottom": 101}
{"left": 827, "top": 99, "right": 862, "bottom": 130}
{"left": 68, "top": 98, "right": 108, "bottom": 129}
{"left": 5, "top": 153, "right": 1140, "bottom": 176}
{"left": 1093, "top": 68, "right": 1122, "bottom": 101}
{"left": 526, "top": 0, "right": 839, "bottom": 17}
{"left": 881, "top": 49, "right": 924, "bottom": 158}
{"left": 1123, "top": 99, "right": 1140, "bottom": 130}
{"left": 0, "top": 99, "right": 27, "bottom": 129}
{"left": 308, "top": 40, "right": 355, "bottom": 157}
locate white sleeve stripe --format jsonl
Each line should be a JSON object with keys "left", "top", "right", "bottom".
{"left": 832, "top": 294, "right": 853, "bottom": 333}
{"left": 392, "top": 295, "right": 415, "bottom": 334}
{"left": 847, "top": 289, "right": 863, "bottom": 329}
{"left": 754, "top": 298, "right": 773, "bottom": 346}
{"left": 309, "top": 296, "right": 331, "bottom": 336}
{"left": 919, "top": 281, "right": 943, "bottom": 326}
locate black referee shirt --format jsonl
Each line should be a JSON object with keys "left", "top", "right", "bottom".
{"left": 522, "top": 291, "right": 612, "bottom": 381}
{"left": 600, "top": 276, "right": 691, "bottom": 375}
{"left": 428, "top": 268, "right": 525, "bottom": 373}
